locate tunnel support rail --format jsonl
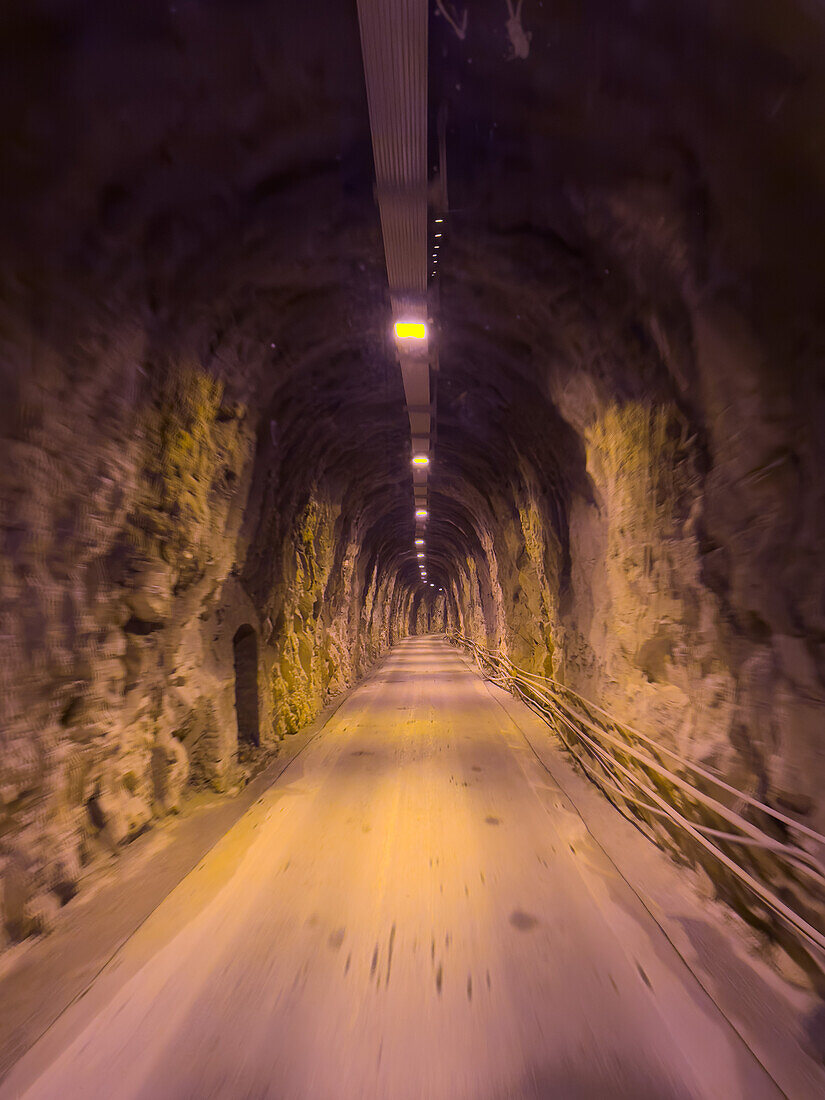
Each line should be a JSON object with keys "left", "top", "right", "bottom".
{"left": 448, "top": 632, "right": 825, "bottom": 976}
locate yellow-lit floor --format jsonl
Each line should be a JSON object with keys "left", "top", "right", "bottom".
{"left": 1, "top": 639, "right": 781, "bottom": 1099}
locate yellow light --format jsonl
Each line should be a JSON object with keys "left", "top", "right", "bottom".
{"left": 435, "top": 218, "right": 443, "bottom": 223}
{"left": 394, "top": 321, "right": 426, "bottom": 340}
{"left": 417, "top": 552, "right": 425, "bottom": 558}
{"left": 415, "top": 538, "right": 424, "bottom": 546}
{"left": 412, "top": 454, "right": 429, "bottom": 467}
{"left": 415, "top": 508, "right": 428, "bottom": 518}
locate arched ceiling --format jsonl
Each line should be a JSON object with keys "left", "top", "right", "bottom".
{"left": 2, "top": 0, "right": 824, "bottom": 614}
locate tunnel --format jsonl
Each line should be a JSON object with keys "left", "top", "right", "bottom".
{"left": 1, "top": 1, "right": 825, "bottom": 1096}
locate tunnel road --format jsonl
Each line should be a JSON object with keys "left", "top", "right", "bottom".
{"left": 0, "top": 638, "right": 783, "bottom": 1099}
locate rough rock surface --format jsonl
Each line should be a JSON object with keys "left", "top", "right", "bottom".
{"left": 1, "top": 0, "right": 824, "bottom": 953}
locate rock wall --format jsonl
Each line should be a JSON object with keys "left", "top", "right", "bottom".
{"left": 425, "top": 0, "right": 825, "bottom": 873}
{"left": 0, "top": 0, "right": 425, "bottom": 945}
{"left": 438, "top": 288, "right": 825, "bottom": 840}
{"left": 0, "top": 343, "right": 411, "bottom": 943}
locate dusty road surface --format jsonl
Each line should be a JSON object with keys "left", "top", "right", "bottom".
{"left": 0, "top": 638, "right": 784, "bottom": 1099}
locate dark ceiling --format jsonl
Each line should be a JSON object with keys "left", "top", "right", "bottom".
{"left": 2, "top": 0, "right": 824, "bottom": 611}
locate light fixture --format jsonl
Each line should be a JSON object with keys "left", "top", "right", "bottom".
{"left": 394, "top": 321, "right": 427, "bottom": 340}
{"left": 434, "top": 245, "right": 439, "bottom": 249}
{"left": 415, "top": 508, "right": 428, "bottom": 519}
{"left": 434, "top": 233, "right": 442, "bottom": 238}
{"left": 435, "top": 218, "right": 443, "bottom": 223}
{"left": 430, "top": 583, "right": 435, "bottom": 587}
{"left": 417, "top": 552, "right": 425, "bottom": 558}
{"left": 415, "top": 538, "right": 424, "bottom": 546}
{"left": 412, "top": 454, "right": 429, "bottom": 467}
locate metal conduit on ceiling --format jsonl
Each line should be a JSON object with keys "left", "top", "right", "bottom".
{"left": 356, "top": 0, "right": 433, "bottom": 569}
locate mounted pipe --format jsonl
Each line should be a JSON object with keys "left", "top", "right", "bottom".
{"left": 356, "top": 0, "right": 433, "bottom": 577}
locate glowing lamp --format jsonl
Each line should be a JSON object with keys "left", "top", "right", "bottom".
{"left": 412, "top": 454, "right": 429, "bottom": 467}
{"left": 394, "top": 321, "right": 427, "bottom": 340}
{"left": 417, "top": 552, "right": 425, "bottom": 558}
{"left": 415, "top": 508, "right": 428, "bottom": 519}
{"left": 415, "top": 538, "right": 424, "bottom": 546}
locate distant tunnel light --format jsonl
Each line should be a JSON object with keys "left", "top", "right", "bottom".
{"left": 415, "top": 538, "right": 424, "bottom": 546}
{"left": 412, "top": 454, "right": 429, "bottom": 467}
{"left": 394, "top": 321, "right": 427, "bottom": 340}
{"left": 415, "top": 508, "right": 428, "bottom": 518}
{"left": 417, "top": 552, "right": 425, "bottom": 558}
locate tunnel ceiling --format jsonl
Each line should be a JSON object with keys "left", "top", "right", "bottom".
{"left": 3, "top": 0, "right": 825, "bottom": 613}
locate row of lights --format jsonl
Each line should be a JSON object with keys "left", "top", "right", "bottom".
{"left": 394, "top": 321, "right": 431, "bottom": 517}
{"left": 423, "top": 216, "right": 445, "bottom": 581}
{"left": 393, "top": 266, "right": 443, "bottom": 589}
{"left": 431, "top": 216, "right": 443, "bottom": 280}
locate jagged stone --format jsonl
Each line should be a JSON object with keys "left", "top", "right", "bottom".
{"left": 1, "top": 0, "right": 824, "bottom": 962}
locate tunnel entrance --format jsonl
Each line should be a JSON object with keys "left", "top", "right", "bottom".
{"left": 233, "top": 625, "right": 260, "bottom": 748}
